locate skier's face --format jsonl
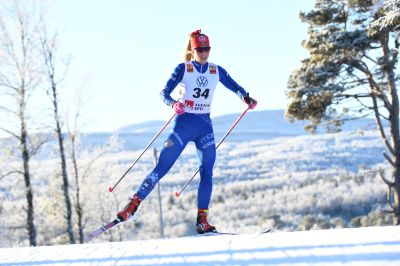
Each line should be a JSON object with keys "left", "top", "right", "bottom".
{"left": 193, "top": 47, "right": 210, "bottom": 64}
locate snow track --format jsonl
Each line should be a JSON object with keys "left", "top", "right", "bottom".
{"left": 1, "top": 226, "right": 399, "bottom": 265}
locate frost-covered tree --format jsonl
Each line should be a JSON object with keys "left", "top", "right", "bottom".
{"left": 40, "top": 26, "right": 75, "bottom": 244}
{"left": 286, "top": 0, "right": 400, "bottom": 224}
{"left": 0, "top": 0, "right": 48, "bottom": 246}
{"left": 372, "top": 0, "right": 400, "bottom": 28}
{"left": 64, "top": 87, "right": 120, "bottom": 243}
{"left": 66, "top": 101, "right": 84, "bottom": 243}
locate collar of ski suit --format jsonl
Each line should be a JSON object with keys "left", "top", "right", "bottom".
{"left": 192, "top": 61, "right": 209, "bottom": 74}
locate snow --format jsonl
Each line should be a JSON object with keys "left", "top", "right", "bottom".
{"left": 1, "top": 226, "right": 400, "bottom": 265}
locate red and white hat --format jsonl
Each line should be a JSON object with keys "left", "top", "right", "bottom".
{"left": 190, "top": 29, "right": 210, "bottom": 49}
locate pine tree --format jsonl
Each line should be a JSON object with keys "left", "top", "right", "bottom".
{"left": 286, "top": 0, "right": 400, "bottom": 224}
{"left": 372, "top": 0, "right": 400, "bottom": 28}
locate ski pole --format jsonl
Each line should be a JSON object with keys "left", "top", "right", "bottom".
{"left": 175, "top": 107, "right": 250, "bottom": 197}
{"left": 109, "top": 113, "right": 176, "bottom": 192}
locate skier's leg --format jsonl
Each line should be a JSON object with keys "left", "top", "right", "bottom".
{"left": 194, "top": 132, "right": 216, "bottom": 233}
{"left": 136, "top": 129, "right": 188, "bottom": 200}
{"left": 117, "top": 127, "right": 189, "bottom": 221}
{"left": 195, "top": 132, "right": 216, "bottom": 209}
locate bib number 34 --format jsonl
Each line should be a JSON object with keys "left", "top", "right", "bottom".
{"left": 193, "top": 88, "right": 210, "bottom": 99}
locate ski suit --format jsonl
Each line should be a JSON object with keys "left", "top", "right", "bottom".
{"left": 136, "top": 61, "right": 248, "bottom": 209}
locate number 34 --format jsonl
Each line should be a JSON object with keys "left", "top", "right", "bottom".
{"left": 193, "top": 88, "right": 210, "bottom": 99}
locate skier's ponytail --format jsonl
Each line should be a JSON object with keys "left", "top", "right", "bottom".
{"left": 184, "top": 38, "right": 193, "bottom": 62}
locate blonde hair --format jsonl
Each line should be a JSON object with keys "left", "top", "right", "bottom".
{"left": 184, "top": 38, "right": 194, "bottom": 62}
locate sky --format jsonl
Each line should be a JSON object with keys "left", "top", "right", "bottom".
{"left": 47, "top": 0, "right": 316, "bottom": 133}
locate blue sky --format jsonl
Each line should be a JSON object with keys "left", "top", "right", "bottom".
{"left": 49, "top": 0, "right": 315, "bottom": 133}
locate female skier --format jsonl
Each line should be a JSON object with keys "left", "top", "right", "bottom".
{"left": 117, "top": 29, "right": 257, "bottom": 234}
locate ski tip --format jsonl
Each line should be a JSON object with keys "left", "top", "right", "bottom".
{"left": 108, "top": 186, "right": 113, "bottom": 192}
{"left": 175, "top": 192, "right": 180, "bottom": 198}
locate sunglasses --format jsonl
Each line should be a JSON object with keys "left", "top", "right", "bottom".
{"left": 195, "top": 47, "right": 211, "bottom": 53}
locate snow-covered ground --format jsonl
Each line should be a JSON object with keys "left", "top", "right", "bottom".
{"left": 1, "top": 226, "right": 399, "bottom": 265}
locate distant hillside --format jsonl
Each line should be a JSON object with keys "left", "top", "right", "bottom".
{"left": 120, "top": 110, "right": 378, "bottom": 134}
{"left": 118, "top": 110, "right": 311, "bottom": 135}
{"left": 112, "top": 110, "right": 310, "bottom": 151}
{"left": 1, "top": 110, "right": 379, "bottom": 154}
{"left": 73, "top": 110, "right": 380, "bottom": 152}
{"left": 116, "top": 109, "right": 378, "bottom": 143}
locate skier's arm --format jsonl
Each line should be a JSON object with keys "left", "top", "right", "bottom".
{"left": 160, "top": 63, "right": 185, "bottom": 106}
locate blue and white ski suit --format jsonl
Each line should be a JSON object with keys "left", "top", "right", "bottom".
{"left": 136, "top": 61, "right": 248, "bottom": 209}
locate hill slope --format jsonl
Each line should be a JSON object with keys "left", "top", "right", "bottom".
{"left": 108, "top": 109, "right": 378, "bottom": 151}
{"left": 0, "top": 226, "right": 399, "bottom": 265}
{"left": 118, "top": 109, "right": 377, "bottom": 135}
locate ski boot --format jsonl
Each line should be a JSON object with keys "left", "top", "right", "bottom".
{"left": 196, "top": 208, "right": 217, "bottom": 234}
{"left": 117, "top": 194, "right": 142, "bottom": 221}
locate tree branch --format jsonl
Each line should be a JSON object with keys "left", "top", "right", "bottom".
{"left": 379, "top": 169, "right": 395, "bottom": 187}
{"left": 378, "top": 169, "right": 395, "bottom": 210}
{"left": 383, "top": 152, "right": 396, "bottom": 166}
{"left": 0, "top": 170, "right": 23, "bottom": 179}
{"left": 0, "top": 126, "right": 20, "bottom": 140}
{"left": 372, "top": 94, "right": 395, "bottom": 155}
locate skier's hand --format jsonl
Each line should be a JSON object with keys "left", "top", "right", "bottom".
{"left": 172, "top": 101, "right": 185, "bottom": 115}
{"left": 243, "top": 93, "right": 257, "bottom": 109}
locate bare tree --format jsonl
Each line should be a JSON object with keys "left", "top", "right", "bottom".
{"left": 39, "top": 26, "right": 75, "bottom": 244}
{"left": 0, "top": 0, "right": 46, "bottom": 246}
{"left": 69, "top": 133, "right": 119, "bottom": 243}
{"left": 65, "top": 84, "right": 119, "bottom": 243}
{"left": 66, "top": 96, "right": 84, "bottom": 243}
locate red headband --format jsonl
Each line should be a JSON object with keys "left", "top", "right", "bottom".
{"left": 190, "top": 29, "right": 210, "bottom": 49}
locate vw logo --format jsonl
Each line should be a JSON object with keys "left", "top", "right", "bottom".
{"left": 198, "top": 36, "right": 207, "bottom": 42}
{"left": 196, "top": 76, "right": 208, "bottom": 87}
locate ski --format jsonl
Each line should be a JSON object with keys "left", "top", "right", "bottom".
{"left": 201, "top": 231, "right": 236, "bottom": 236}
{"left": 86, "top": 219, "right": 271, "bottom": 241}
{"left": 196, "top": 228, "right": 271, "bottom": 237}
{"left": 85, "top": 218, "right": 122, "bottom": 241}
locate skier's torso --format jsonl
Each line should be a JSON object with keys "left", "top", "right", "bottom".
{"left": 179, "top": 61, "right": 219, "bottom": 114}
{"left": 160, "top": 60, "right": 247, "bottom": 111}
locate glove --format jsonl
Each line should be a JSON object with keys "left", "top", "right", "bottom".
{"left": 243, "top": 93, "right": 257, "bottom": 109}
{"left": 172, "top": 101, "right": 185, "bottom": 115}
